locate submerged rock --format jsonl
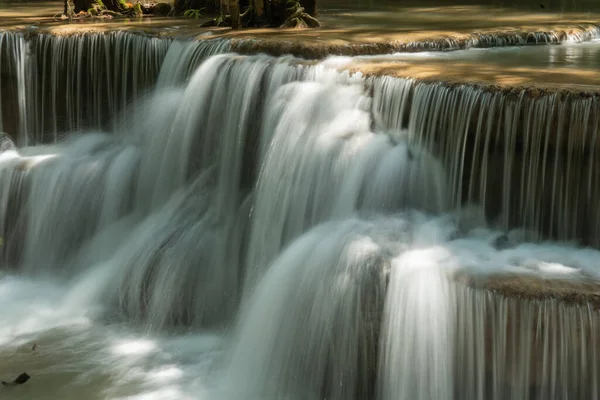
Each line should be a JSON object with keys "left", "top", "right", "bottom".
{"left": 2, "top": 372, "right": 30, "bottom": 386}
{"left": 491, "top": 234, "right": 512, "bottom": 250}
{"left": 0, "top": 133, "right": 15, "bottom": 152}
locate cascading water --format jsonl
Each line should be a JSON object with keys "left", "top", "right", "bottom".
{"left": 0, "top": 31, "right": 600, "bottom": 399}
{"left": 0, "top": 31, "right": 230, "bottom": 144}
{"left": 370, "top": 75, "right": 600, "bottom": 245}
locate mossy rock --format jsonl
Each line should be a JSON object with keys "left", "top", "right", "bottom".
{"left": 154, "top": 2, "right": 172, "bottom": 16}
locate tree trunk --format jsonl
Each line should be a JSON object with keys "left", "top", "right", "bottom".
{"left": 253, "top": 0, "right": 264, "bottom": 17}
{"left": 300, "top": 0, "right": 317, "bottom": 16}
{"left": 206, "top": 0, "right": 320, "bottom": 29}
{"left": 252, "top": 0, "right": 266, "bottom": 25}
{"left": 73, "top": 0, "right": 89, "bottom": 13}
{"left": 229, "top": 0, "right": 241, "bottom": 29}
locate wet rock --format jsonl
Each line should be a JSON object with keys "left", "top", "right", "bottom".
{"left": 491, "top": 234, "right": 512, "bottom": 250}
{"left": 153, "top": 3, "right": 172, "bottom": 16}
{"left": 0, "top": 132, "right": 15, "bottom": 152}
{"left": 2, "top": 372, "right": 30, "bottom": 386}
{"left": 456, "top": 272, "right": 600, "bottom": 309}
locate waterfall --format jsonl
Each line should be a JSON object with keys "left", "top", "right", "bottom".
{"left": 224, "top": 218, "right": 392, "bottom": 400}
{"left": 225, "top": 209, "right": 600, "bottom": 400}
{"left": 0, "top": 54, "right": 300, "bottom": 328}
{"left": 244, "top": 79, "right": 447, "bottom": 287}
{"left": 0, "top": 32, "right": 27, "bottom": 142}
{"left": 5, "top": 29, "right": 593, "bottom": 245}
{"left": 1, "top": 31, "right": 600, "bottom": 399}
{"left": 378, "top": 247, "right": 457, "bottom": 400}
{"left": 0, "top": 31, "right": 230, "bottom": 144}
{"left": 371, "top": 77, "right": 600, "bottom": 246}
{"left": 0, "top": 53, "right": 448, "bottom": 328}
{"left": 455, "top": 286, "right": 600, "bottom": 400}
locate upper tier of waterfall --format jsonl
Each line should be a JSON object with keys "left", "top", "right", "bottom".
{"left": 2, "top": 31, "right": 600, "bottom": 245}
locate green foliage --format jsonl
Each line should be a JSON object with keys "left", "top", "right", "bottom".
{"left": 91, "top": 0, "right": 106, "bottom": 11}
{"left": 183, "top": 8, "right": 205, "bottom": 19}
{"left": 118, "top": 0, "right": 132, "bottom": 10}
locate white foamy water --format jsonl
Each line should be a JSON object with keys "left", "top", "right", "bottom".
{"left": 0, "top": 273, "right": 223, "bottom": 400}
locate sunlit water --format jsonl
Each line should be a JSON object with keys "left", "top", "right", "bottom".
{"left": 0, "top": 274, "right": 223, "bottom": 399}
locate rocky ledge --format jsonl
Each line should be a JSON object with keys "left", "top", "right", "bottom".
{"left": 456, "top": 271, "right": 600, "bottom": 309}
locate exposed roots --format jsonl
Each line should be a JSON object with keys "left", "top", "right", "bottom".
{"left": 55, "top": 0, "right": 319, "bottom": 28}
{"left": 53, "top": 1, "right": 142, "bottom": 21}
{"left": 280, "top": 6, "right": 320, "bottom": 28}
{"left": 202, "top": 0, "right": 320, "bottom": 29}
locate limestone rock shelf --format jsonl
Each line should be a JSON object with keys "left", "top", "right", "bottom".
{"left": 457, "top": 272, "right": 600, "bottom": 309}
{"left": 2, "top": 1, "right": 600, "bottom": 57}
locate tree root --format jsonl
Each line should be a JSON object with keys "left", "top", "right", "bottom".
{"left": 203, "top": 1, "right": 320, "bottom": 29}
{"left": 54, "top": 0, "right": 319, "bottom": 28}
{"left": 53, "top": 1, "right": 142, "bottom": 21}
{"left": 280, "top": 5, "right": 320, "bottom": 28}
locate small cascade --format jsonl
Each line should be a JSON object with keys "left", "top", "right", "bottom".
{"left": 0, "top": 32, "right": 27, "bottom": 143}
{"left": 378, "top": 247, "right": 457, "bottom": 400}
{"left": 245, "top": 79, "right": 447, "bottom": 286}
{"left": 156, "top": 38, "right": 231, "bottom": 87}
{"left": 455, "top": 286, "right": 600, "bottom": 400}
{"left": 372, "top": 78, "right": 600, "bottom": 245}
{"left": 464, "top": 24, "right": 600, "bottom": 48}
{"left": 0, "top": 31, "right": 230, "bottom": 144}
{"left": 0, "top": 54, "right": 297, "bottom": 328}
{"left": 226, "top": 210, "right": 600, "bottom": 400}
{"left": 225, "top": 218, "right": 393, "bottom": 400}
